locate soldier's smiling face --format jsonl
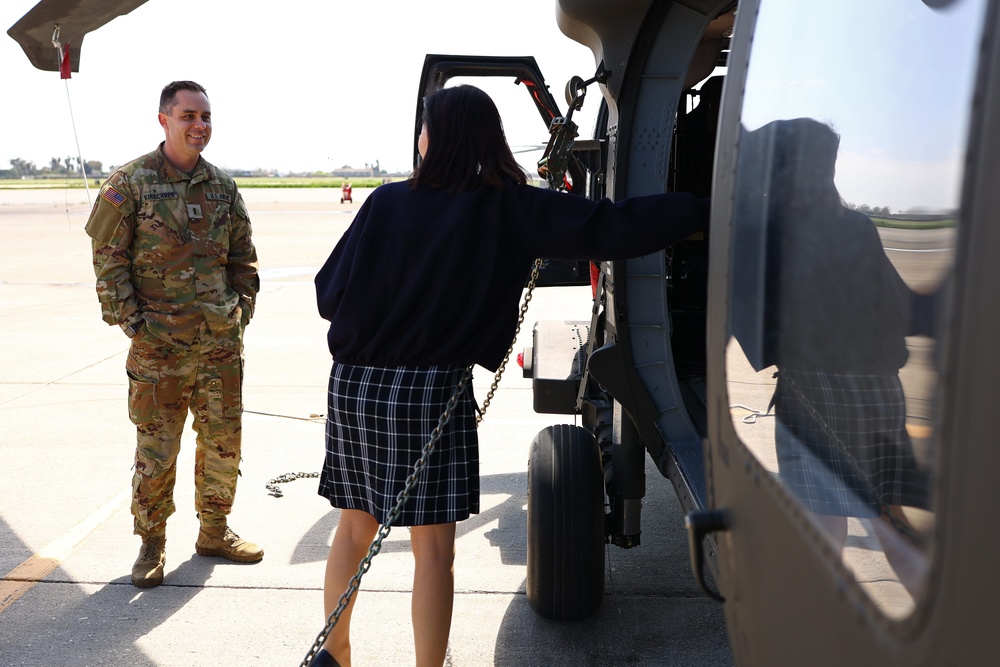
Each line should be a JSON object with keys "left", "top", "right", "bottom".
{"left": 159, "top": 89, "right": 212, "bottom": 170}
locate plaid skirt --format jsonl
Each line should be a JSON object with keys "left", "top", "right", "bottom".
{"left": 773, "top": 369, "right": 931, "bottom": 517}
{"left": 318, "top": 363, "right": 479, "bottom": 526}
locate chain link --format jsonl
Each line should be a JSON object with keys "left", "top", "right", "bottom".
{"left": 476, "top": 258, "right": 542, "bottom": 423}
{"left": 266, "top": 471, "right": 320, "bottom": 498}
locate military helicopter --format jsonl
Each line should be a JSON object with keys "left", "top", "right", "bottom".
{"left": 412, "top": 1, "right": 999, "bottom": 665}
{"left": 10, "top": 0, "right": 999, "bottom": 665}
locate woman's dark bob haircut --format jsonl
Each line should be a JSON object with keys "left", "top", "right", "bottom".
{"left": 412, "top": 85, "right": 528, "bottom": 192}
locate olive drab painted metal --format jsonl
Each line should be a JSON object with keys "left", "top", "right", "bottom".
{"left": 6, "top": 0, "right": 149, "bottom": 73}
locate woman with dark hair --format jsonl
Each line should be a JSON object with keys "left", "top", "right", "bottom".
{"left": 311, "top": 84, "right": 707, "bottom": 667}
{"left": 413, "top": 81, "right": 528, "bottom": 191}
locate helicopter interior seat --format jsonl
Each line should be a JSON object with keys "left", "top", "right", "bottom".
{"left": 678, "top": 74, "right": 724, "bottom": 198}
{"left": 665, "top": 74, "right": 724, "bottom": 430}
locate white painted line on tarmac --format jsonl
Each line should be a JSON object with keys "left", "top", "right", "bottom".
{"left": 0, "top": 486, "right": 131, "bottom": 614}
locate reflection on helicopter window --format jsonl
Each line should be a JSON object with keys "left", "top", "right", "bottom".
{"left": 725, "top": 0, "right": 985, "bottom": 619}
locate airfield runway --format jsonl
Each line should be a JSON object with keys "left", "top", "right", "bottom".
{"left": 0, "top": 187, "right": 732, "bottom": 666}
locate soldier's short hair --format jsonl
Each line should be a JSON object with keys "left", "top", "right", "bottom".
{"left": 159, "top": 81, "right": 208, "bottom": 115}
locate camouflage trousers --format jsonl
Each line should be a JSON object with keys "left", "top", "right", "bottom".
{"left": 126, "top": 323, "right": 244, "bottom": 537}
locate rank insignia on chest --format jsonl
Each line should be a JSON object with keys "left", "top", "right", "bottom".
{"left": 187, "top": 204, "right": 203, "bottom": 219}
{"left": 101, "top": 186, "right": 127, "bottom": 207}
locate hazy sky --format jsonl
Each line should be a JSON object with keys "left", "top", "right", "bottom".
{"left": 2, "top": 0, "right": 598, "bottom": 175}
{"left": 741, "top": 0, "right": 984, "bottom": 212}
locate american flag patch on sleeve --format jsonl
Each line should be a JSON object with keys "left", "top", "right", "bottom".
{"left": 101, "top": 186, "right": 126, "bottom": 207}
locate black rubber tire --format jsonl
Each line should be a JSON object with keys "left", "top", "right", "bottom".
{"left": 526, "top": 424, "right": 606, "bottom": 620}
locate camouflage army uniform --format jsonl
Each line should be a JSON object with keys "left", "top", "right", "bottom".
{"left": 85, "top": 143, "right": 259, "bottom": 537}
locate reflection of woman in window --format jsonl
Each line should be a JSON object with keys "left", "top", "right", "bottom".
{"left": 747, "top": 118, "right": 931, "bottom": 597}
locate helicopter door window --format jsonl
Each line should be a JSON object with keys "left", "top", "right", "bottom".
{"left": 725, "top": 0, "right": 985, "bottom": 619}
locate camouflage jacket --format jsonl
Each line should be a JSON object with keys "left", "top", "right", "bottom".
{"left": 85, "top": 144, "right": 259, "bottom": 348}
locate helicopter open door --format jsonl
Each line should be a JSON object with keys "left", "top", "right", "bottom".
{"left": 700, "top": 0, "right": 1000, "bottom": 663}
{"left": 412, "top": 55, "right": 568, "bottom": 169}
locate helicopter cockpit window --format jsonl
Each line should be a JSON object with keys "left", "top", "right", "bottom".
{"left": 725, "top": 0, "right": 984, "bottom": 619}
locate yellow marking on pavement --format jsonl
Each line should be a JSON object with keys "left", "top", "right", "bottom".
{"left": 0, "top": 487, "right": 130, "bottom": 614}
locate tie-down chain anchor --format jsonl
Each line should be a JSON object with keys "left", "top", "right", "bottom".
{"left": 537, "top": 65, "right": 610, "bottom": 191}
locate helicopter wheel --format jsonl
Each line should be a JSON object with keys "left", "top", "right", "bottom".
{"left": 526, "top": 424, "right": 606, "bottom": 620}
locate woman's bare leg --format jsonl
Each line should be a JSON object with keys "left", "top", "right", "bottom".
{"left": 873, "top": 505, "right": 929, "bottom": 599}
{"left": 322, "top": 509, "right": 380, "bottom": 667}
{"left": 409, "top": 522, "right": 456, "bottom": 667}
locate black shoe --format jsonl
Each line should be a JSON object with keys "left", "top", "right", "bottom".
{"left": 309, "top": 648, "right": 342, "bottom": 667}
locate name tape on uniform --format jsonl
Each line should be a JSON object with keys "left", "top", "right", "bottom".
{"left": 142, "top": 192, "right": 178, "bottom": 202}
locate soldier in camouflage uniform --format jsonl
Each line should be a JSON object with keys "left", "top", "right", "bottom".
{"left": 85, "top": 81, "right": 263, "bottom": 588}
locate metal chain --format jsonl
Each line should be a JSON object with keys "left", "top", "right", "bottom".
{"left": 298, "top": 258, "right": 542, "bottom": 666}
{"left": 266, "top": 472, "right": 320, "bottom": 498}
{"left": 476, "top": 258, "right": 543, "bottom": 423}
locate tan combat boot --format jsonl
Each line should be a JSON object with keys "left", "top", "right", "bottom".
{"left": 131, "top": 535, "right": 166, "bottom": 588}
{"left": 195, "top": 524, "right": 264, "bottom": 563}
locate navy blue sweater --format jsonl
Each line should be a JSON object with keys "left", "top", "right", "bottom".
{"left": 315, "top": 180, "right": 705, "bottom": 371}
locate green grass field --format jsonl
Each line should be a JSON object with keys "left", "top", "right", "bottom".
{"left": 234, "top": 177, "right": 393, "bottom": 188}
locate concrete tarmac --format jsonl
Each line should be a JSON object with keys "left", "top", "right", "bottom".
{"left": 0, "top": 187, "right": 732, "bottom": 666}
